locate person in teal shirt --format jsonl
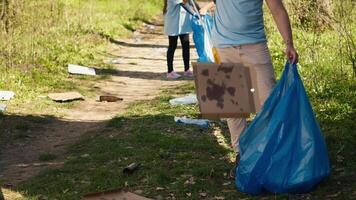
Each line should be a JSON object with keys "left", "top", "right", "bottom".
{"left": 200, "top": 0, "right": 299, "bottom": 178}
{"left": 163, "top": 0, "right": 195, "bottom": 79}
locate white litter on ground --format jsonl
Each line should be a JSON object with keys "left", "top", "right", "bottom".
{"left": 169, "top": 94, "right": 198, "bottom": 105}
{"left": 68, "top": 64, "right": 96, "bottom": 76}
{"left": 0, "top": 91, "right": 15, "bottom": 101}
{"left": 104, "top": 59, "right": 123, "bottom": 65}
{"left": 0, "top": 104, "right": 6, "bottom": 112}
{"left": 174, "top": 116, "right": 210, "bottom": 129}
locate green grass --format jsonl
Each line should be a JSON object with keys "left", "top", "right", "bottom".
{"left": 38, "top": 154, "right": 58, "bottom": 162}
{"left": 1, "top": 0, "right": 355, "bottom": 199}
{"left": 14, "top": 81, "right": 356, "bottom": 199}
{"left": 0, "top": 0, "right": 162, "bottom": 115}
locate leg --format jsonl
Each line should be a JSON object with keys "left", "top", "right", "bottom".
{"left": 239, "top": 43, "right": 276, "bottom": 107}
{"left": 167, "top": 36, "right": 178, "bottom": 73}
{"left": 179, "top": 34, "right": 190, "bottom": 71}
{"left": 216, "top": 47, "right": 248, "bottom": 153}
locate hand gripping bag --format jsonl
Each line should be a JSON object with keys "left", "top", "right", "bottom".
{"left": 236, "top": 62, "right": 330, "bottom": 195}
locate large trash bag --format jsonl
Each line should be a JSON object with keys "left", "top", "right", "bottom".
{"left": 236, "top": 62, "right": 330, "bottom": 195}
{"left": 191, "top": 14, "right": 214, "bottom": 62}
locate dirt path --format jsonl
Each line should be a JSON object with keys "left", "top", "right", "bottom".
{"left": 0, "top": 21, "right": 196, "bottom": 185}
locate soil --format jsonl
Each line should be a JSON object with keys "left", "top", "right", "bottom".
{"left": 0, "top": 20, "right": 196, "bottom": 186}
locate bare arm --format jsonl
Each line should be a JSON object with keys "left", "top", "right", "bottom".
{"left": 266, "top": 0, "right": 298, "bottom": 63}
{"left": 199, "top": 2, "right": 215, "bottom": 15}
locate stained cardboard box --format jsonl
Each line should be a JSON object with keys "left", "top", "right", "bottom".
{"left": 83, "top": 189, "right": 151, "bottom": 200}
{"left": 193, "top": 62, "right": 260, "bottom": 119}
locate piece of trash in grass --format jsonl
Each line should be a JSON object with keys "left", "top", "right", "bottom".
{"left": 0, "top": 91, "right": 15, "bottom": 101}
{"left": 145, "top": 24, "right": 156, "bottom": 31}
{"left": 0, "top": 104, "right": 6, "bottom": 112}
{"left": 48, "top": 92, "right": 84, "bottom": 102}
{"left": 99, "top": 95, "right": 123, "bottom": 102}
{"left": 83, "top": 189, "right": 152, "bottom": 200}
{"left": 169, "top": 94, "right": 197, "bottom": 105}
{"left": 104, "top": 59, "right": 123, "bottom": 65}
{"left": 174, "top": 116, "right": 209, "bottom": 129}
{"left": 123, "top": 163, "right": 141, "bottom": 175}
{"left": 68, "top": 64, "right": 96, "bottom": 76}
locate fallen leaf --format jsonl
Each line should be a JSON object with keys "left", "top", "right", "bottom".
{"left": 124, "top": 181, "right": 129, "bottom": 187}
{"left": 81, "top": 154, "right": 90, "bottom": 158}
{"left": 215, "top": 196, "right": 225, "bottom": 200}
{"left": 335, "top": 168, "right": 345, "bottom": 173}
{"left": 222, "top": 181, "right": 231, "bottom": 186}
{"left": 155, "top": 195, "right": 163, "bottom": 200}
{"left": 337, "top": 155, "right": 344, "bottom": 163}
{"left": 184, "top": 177, "right": 196, "bottom": 185}
{"left": 186, "top": 193, "right": 192, "bottom": 197}
{"left": 134, "top": 190, "right": 143, "bottom": 194}
{"left": 336, "top": 144, "right": 345, "bottom": 154}
{"left": 326, "top": 192, "right": 341, "bottom": 198}
{"left": 181, "top": 174, "right": 193, "bottom": 178}
{"left": 156, "top": 187, "right": 165, "bottom": 191}
{"left": 199, "top": 192, "right": 207, "bottom": 197}
{"left": 222, "top": 190, "right": 236, "bottom": 193}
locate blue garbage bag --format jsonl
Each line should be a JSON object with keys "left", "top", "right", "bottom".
{"left": 236, "top": 62, "right": 330, "bottom": 195}
{"left": 191, "top": 14, "right": 214, "bottom": 62}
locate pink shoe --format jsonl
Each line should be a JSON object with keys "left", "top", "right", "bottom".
{"left": 167, "top": 71, "right": 181, "bottom": 79}
{"left": 184, "top": 69, "right": 194, "bottom": 77}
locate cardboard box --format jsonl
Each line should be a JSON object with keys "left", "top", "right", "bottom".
{"left": 83, "top": 189, "right": 152, "bottom": 200}
{"left": 193, "top": 62, "right": 260, "bottom": 119}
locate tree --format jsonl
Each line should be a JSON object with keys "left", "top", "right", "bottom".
{"left": 0, "top": 0, "right": 10, "bottom": 33}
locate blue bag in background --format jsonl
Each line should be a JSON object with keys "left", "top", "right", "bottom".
{"left": 191, "top": 14, "right": 214, "bottom": 62}
{"left": 236, "top": 63, "right": 330, "bottom": 195}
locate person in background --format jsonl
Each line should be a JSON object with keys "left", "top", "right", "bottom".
{"left": 163, "top": 0, "right": 195, "bottom": 79}
{"left": 200, "top": 0, "right": 299, "bottom": 178}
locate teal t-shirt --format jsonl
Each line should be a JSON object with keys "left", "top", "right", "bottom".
{"left": 212, "top": 0, "right": 267, "bottom": 48}
{"left": 164, "top": 0, "right": 193, "bottom": 36}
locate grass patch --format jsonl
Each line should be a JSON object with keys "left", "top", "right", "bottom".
{"left": 38, "top": 153, "right": 58, "bottom": 162}
{"left": 0, "top": 0, "right": 162, "bottom": 115}
{"left": 16, "top": 81, "right": 356, "bottom": 199}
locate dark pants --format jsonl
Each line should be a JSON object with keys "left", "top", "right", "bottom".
{"left": 167, "top": 34, "right": 190, "bottom": 73}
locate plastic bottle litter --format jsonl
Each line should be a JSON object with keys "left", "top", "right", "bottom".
{"left": 174, "top": 117, "right": 209, "bottom": 129}
{"left": 0, "top": 91, "right": 15, "bottom": 101}
{"left": 169, "top": 94, "right": 198, "bottom": 105}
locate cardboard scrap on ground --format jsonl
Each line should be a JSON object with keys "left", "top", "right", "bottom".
{"left": 0, "top": 91, "right": 15, "bottom": 101}
{"left": 48, "top": 92, "right": 84, "bottom": 102}
{"left": 68, "top": 64, "right": 96, "bottom": 76}
{"left": 83, "top": 189, "right": 152, "bottom": 200}
{"left": 0, "top": 104, "right": 6, "bottom": 113}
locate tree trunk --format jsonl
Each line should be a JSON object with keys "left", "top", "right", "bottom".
{"left": 0, "top": 0, "right": 10, "bottom": 33}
